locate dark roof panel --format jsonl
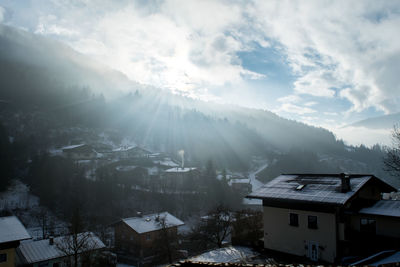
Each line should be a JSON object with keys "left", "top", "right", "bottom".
{"left": 247, "top": 174, "right": 374, "bottom": 205}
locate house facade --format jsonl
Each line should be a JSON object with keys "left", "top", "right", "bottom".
{"left": 62, "top": 144, "right": 97, "bottom": 160}
{"left": 163, "top": 167, "right": 200, "bottom": 190}
{"left": 111, "top": 146, "right": 151, "bottom": 159}
{"left": 229, "top": 179, "right": 252, "bottom": 195}
{"left": 247, "top": 173, "right": 398, "bottom": 263}
{"left": 0, "top": 216, "right": 31, "bottom": 267}
{"left": 114, "top": 212, "right": 184, "bottom": 258}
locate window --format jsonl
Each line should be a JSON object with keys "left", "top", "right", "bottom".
{"left": 308, "top": 215, "right": 318, "bottom": 229}
{"left": 360, "top": 218, "right": 376, "bottom": 234}
{"left": 146, "top": 233, "right": 151, "bottom": 241}
{"left": 289, "top": 213, "right": 299, "bottom": 226}
{"left": 38, "top": 262, "right": 49, "bottom": 267}
{"left": 0, "top": 253, "right": 7, "bottom": 263}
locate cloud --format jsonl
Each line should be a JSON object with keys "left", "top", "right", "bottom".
{"left": 304, "top": 101, "right": 317, "bottom": 107}
{"left": 250, "top": 0, "right": 400, "bottom": 113}
{"left": 0, "top": 6, "right": 6, "bottom": 23}
{"left": 25, "top": 0, "right": 265, "bottom": 96}
{"left": 331, "top": 126, "right": 391, "bottom": 147}
{"left": 277, "top": 94, "right": 301, "bottom": 103}
{"left": 275, "top": 103, "right": 316, "bottom": 115}
{"left": 324, "top": 112, "right": 338, "bottom": 116}
{"left": 4, "top": 0, "right": 400, "bottom": 119}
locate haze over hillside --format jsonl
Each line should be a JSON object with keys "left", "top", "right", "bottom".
{"left": 348, "top": 113, "right": 400, "bottom": 130}
{"left": 0, "top": 24, "right": 396, "bottom": 186}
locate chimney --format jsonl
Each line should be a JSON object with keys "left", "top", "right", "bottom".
{"left": 137, "top": 211, "right": 142, "bottom": 217}
{"left": 340, "top": 173, "right": 351, "bottom": 193}
{"left": 49, "top": 236, "right": 54, "bottom": 245}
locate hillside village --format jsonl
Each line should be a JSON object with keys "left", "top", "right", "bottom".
{"left": 0, "top": 99, "right": 400, "bottom": 267}
{"left": 0, "top": 133, "right": 265, "bottom": 266}
{"left": 1, "top": 135, "right": 400, "bottom": 266}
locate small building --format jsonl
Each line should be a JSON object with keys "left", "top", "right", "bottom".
{"left": 17, "top": 232, "right": 105, "bottom": 267}
{"left": 229, "top": 179, "right": 252, "bottom": 195}
{"left": 112, "top": 146, "right": 151, "bottom": 159}
{"left": 62, "top": 144, "right": 97, "bottom": 160}
{"left": 114, "top": 212, "right": 184, "bottom": 257}
{"left": 153, "top": 158, "right": 180, "bottom": 169}
{"left": 0, "top": 216, "right": 31, "bottom": 267}
{"left": 163, "top": 167, "right": 200, "bottom": 190}
{"left": 247, "top": 173, "right": 398, "bottom": 263}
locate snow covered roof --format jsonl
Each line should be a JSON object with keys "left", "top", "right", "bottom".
{"left": 247, "top": 174, "right": 382, "bottom": 205}
{"left": 122, "top": 212, "right": 184, "bottom": 234}
{"left": 359, "top": 200, "right": 400, "bottom": 217}
{"left": 165, "top": 167, "right": 197, "bottom": 173}
{"left": 61, "top": 144, "right": 85, "bottom": 150}
{"left": 155, "top": 159, "right": 180, "bottom": 167}
{"left": 112, "top": 145, "right": 151, "bottom": 153}
{"left": 18, "top": 232, "right": 105, "bottom": 264}
{"left": 189, "top": 246, "right": 258, "bottom": 263}
{"left": 0, "top": 216, "right": 31, "bottom": 244}
{"left": 115, "top": 165, "right": 137, "bottom": 172}
{"left": 112, "top": 145, "right": 137, "bottom": 152}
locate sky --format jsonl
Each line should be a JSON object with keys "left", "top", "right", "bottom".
{"left": 1, "top": 0, "right": 400, "bottom": 145}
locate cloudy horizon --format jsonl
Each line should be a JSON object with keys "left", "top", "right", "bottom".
{"left": 1, "top": 0, "right": 400, "bottom": 145}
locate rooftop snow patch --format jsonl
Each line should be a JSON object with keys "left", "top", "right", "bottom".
{"left": 122, "top": 212, "right": 184, "bottom": 234}
{"left": 61, "top": 144, "right": 85, "bottom": 150}
{"left": 154, "top": 159, "right": 179, "bottom": 167}
{"left": 112, "top": 145, "right": 137, "bottom": 152}
{"left": 247, "top": 174, "right": 383, "bottom": 205}
{"left": 165, "top": 167, "right": 197, "bottom": 173}
{"left": 359, "top": 200, "right": 400, "bottom": 217}
{"left": 0, "top": 216, "right": 31, "bottom": 243}
{"left": 18, "top": 232, "right": 105, "bottom": 264}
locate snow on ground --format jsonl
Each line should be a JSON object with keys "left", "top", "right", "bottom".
{"left": 177, "top": 216, "right": 198, "bottom": 235}
{"left": 116, "top": 165, "right": 137, "bottom": 172}
{"left": 0, "top": 180, "right": 39, "bottom": 210}
{"left": 189, "top": 246, "right": 258, "bottom": 263}
{"left": 0, "top": 180, "right": 68, "bottom": 240}
{"left": 146, "top": 166, "right": 159, "bottom": 175}
{"left": 48, "top": 148, "right": 62, "bottom": 156}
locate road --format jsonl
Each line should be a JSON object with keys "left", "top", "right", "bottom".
{"left": 243, "top": 162, "right": 268, "bottom": 205}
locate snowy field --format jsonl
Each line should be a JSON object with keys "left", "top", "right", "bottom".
{"left": 0, "top": 180, "right": 68, "bottom": 239}
{"left": 0, "top": 180, "right": 39, "bottom": 210}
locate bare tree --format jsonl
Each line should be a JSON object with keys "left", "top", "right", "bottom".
{"left": 56, "top": 208, "right": 102, "bottom": 267}
{"left": 33, "top": 207, "right": 50, "bottom": 239}
{"left": 384, "top": 125, "right": 400, "bottom": 176}
{"left": 152, "top": 214, "right": 179, "bottom": 264}
{"left": 231, "top": 209, "right": 263, "bottom": 247}
{"left": 192, "top": 205, "right": 233, "bottom": 248}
